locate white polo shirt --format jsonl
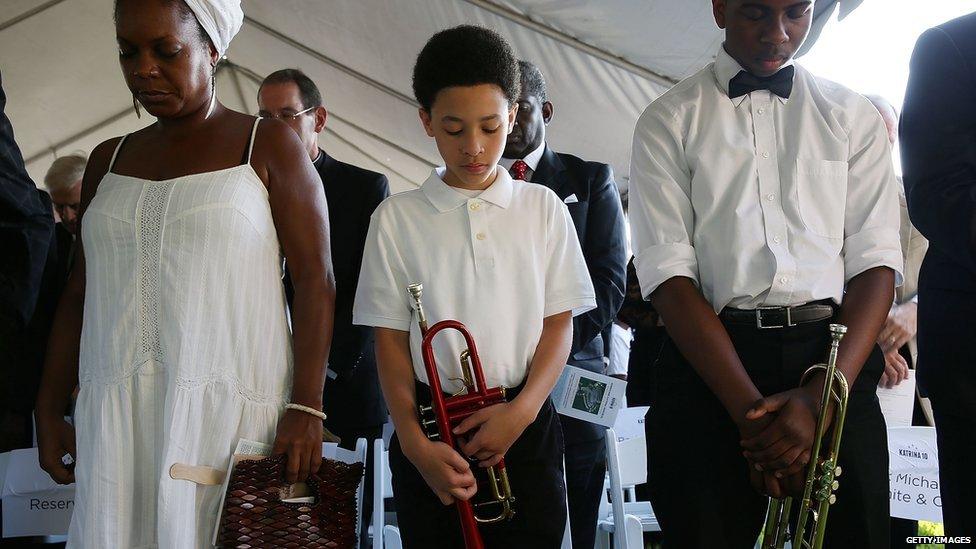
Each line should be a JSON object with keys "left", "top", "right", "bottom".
{"left": 353, "top": 167, "right": 596, "bottom": 393}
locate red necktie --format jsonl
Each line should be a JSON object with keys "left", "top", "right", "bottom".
{"left": 510, "top": 159, "right": 529, "bottom": 181}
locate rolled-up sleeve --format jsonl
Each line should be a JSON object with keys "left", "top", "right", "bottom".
{"left": 629, "top": 104, "right": 699, "bottom": 299}
{"left": 842, "top": 100, "right": 905, "bottom": 285}
{"left": 352, "top": 207, "right": 413, "bottom": 331}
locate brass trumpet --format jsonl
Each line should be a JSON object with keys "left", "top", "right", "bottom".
{"left": 761, "top": 323, "right": 850, "bottom": 549}
{"left": 407, "top": 283, "right": 516, "bottom": 549}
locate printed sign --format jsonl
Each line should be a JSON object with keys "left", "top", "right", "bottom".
{"left": 888, "top": 426, "right": 942, "bottom": 522}
{"left": 1, "top": 448, "right": 75, "bottom": 537}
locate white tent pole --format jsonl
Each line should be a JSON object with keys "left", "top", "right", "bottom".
{"left": 24, "top": 105, "right": 132, "bottom": 166}
{"left": 462, "top": 0, "right": 678, "bottom": 87}
{"left": 24, "top": 63, "right": 237, "bottom": 165}
{"left": 0, "top": 0, "right": 68, "bottom": 33}
{"left": 243, "top": 16, "right": 419, "bottom": 108}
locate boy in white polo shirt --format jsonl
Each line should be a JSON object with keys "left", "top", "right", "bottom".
{"left": 353, "top": 25, "right": 595, "bottom": 548}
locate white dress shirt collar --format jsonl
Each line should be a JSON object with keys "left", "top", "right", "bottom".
{"left": 713, "top": 44, "right": 795, "bottom": 107}
{"left": 500, "top": 140, "right": 546, "bottom": 173}
{"left": 421, "top": 166, "right": 514, "bottom": 213}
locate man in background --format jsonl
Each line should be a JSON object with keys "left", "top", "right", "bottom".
{"left": 900, "top": 11, "right": 976, "bottom": 538}
{"left": 1, "top": 71, "right": 53, "bottom": 452}
{"left": 501, "top": 60, "right": 627, "bottom": 549}
{"left": 867, "top": 94, "right": 932, "bottom": 547}
{"left": 259, "top": 68, "right": 389, "bottom": 544}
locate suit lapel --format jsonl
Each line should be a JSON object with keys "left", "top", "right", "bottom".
{"left": 316, "top": 149, "right": 342, "bottom": 203}
{"left": 530, "top": 146, "right": 568, "bottom": 195}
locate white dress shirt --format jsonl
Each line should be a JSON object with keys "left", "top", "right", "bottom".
{"left": 353, "top": 167, "right": 595, "bottom": 392}
{"left": 606, "top": 322, "right": 633, "bottom": 377}
{"left": 501, "top": 141, "right": 546, "bottom": 181}
{"left": 630, "top": 47, "right": 903, "bottom": 312}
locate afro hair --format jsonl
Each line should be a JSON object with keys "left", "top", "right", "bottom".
{"left": 412, "top": 25, "right": 521, "bottom": 112}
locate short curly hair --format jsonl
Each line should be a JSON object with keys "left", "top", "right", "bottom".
{"left": 518, "top": 60, "right": 548, "bottom": 103}
{"left": 412, "top": 25, "right": 521, "bottom": 112}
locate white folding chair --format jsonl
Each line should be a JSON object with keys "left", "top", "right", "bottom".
{"left": 323, "top": 439, "right": 369, "bottom": 549}
{"left": 596, "top": 428, "right": 660, "bottom": 549}
{"left": 561, "top": 458, "right": 573, "bottom": 549}
{"left": 369, "top": 438, "right": 402, "bottom": 549}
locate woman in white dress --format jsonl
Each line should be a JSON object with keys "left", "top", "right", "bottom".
{"left": 33, "top": 0, "right": 336, "bottom": 546}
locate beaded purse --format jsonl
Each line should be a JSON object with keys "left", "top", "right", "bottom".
{"left": 216, "top": 453, "right": 363, "bottom": 548}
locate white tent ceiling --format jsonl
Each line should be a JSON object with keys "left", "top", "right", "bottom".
{"left": 2, "top": 0, "right": 859, "bottom": 195}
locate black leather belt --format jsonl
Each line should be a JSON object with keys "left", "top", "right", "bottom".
{"left": 720, "top": 303, "right": 834, "bottom": 329}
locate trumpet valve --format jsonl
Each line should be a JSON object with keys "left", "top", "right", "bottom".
{"left": 834, "top": 465, "right": 842, "bottom": 478}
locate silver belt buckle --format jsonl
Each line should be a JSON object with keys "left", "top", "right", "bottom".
{"left": 755, "top": 306, "right": 794, "bottom": 329}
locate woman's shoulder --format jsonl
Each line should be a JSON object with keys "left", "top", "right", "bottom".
{"left": 248, "top": 114, "right": 306, "bottom": 166}
{"left": 87, "top": 136, "right": 128, "bottom": 178}
{"left": 250, "top": 115, "right": 300, "bottom": 153}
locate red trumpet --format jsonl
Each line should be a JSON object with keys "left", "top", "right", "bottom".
{"left": 408, "top": 283, "right": 516, "bottom": 549}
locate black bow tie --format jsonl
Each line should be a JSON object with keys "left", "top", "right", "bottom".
{"left": 728, "top": 65, "right": 795, "bottom": 99}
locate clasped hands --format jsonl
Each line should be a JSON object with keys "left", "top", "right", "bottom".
{"left": 407, "top": 402, "right": 531, "bottom": 506}
{"left": 739, "top": 377, "right": 832, "bottom": 499}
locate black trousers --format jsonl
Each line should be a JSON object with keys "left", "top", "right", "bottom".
{"left": 562, "top": 417, "right": 607, "bottom": 549}
{"left": 646, "top": 317, "right": 890, "bottom": 548}
{"left": 389, "top": 382, "right": 566, "bottom": 548}
{"left": 931, "top": 406, "right": 976, "bottom": 543}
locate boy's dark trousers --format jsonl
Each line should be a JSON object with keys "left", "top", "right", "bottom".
{"left": 389, "top": 381, "right": 567, "bottom": 548}
{"left": 645, "top": 313, "right": 890, "bottom": 549}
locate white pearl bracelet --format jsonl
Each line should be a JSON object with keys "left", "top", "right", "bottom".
{"left": 285, "top": 403, "right": 327, "bottom": 420}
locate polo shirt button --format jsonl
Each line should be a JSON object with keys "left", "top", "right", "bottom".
{"left": 758, "top": 108, "right": 765, "bottom": 115}
{"left": 476, "top": 232, "right": 486, "bottom": 240}
{"left": 773, "top": 236, "right": 782, "bottom": 244}
{"left": 766, "top": 193, "right": 775, "bottom": 201}
{"left": 762, "top": 151, "right": 770, "bottom": 159}
{"left": 470, "top": 202, "right": 481, "bottom": 211}
{"left": 780, "top": 276, "right": 789, "bottom": 284}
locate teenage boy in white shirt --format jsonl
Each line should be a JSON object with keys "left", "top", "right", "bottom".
{"left": 354, "top": 25, "right": 595, "bottom": 548}
{"left": 629, "top": 1, "right": 903, "bottom": 547}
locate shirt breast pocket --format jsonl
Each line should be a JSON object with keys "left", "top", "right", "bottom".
{"left": 794, "top": 159, "right": 848, "bottom": 239}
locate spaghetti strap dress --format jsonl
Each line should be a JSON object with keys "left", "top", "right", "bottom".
{"left": 69, "top": 118, "right": 293, "bottom": 548}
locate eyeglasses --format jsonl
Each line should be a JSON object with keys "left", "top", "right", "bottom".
{"left": 257, "top": 106, "right": 316, "bottom": 120}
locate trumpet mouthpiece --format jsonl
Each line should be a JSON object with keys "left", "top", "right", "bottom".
{"left": 408, "top": 283, "right": 423, "bottom": 297}
{"left": 829, "top": 323, "right": 847, "bottom": 335}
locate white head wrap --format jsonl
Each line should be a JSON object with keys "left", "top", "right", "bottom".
{"left": 182, "top": 0, "right": 243, "bottom": 57}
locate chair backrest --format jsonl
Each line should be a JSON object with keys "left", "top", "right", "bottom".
{"left": 605, "top": 428, "right": 649, "bottom": 549}
{"left": 373, "top": 438, "right": 396, "bottom": 549}
{"left": 606, "top": 428, "right": 648, "bottom": 489}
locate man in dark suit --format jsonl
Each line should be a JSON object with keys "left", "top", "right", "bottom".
{"left": 1, "top": 72, "right": 54, "bottom": 452}
{"left": 258, "top": 68, "right": 389, "bottom": 543}
{"left": 900, "top": 11, "right": 976, "bottom": 538}
{"left": 502, "top": 60, "right": 627, "bottom": 549}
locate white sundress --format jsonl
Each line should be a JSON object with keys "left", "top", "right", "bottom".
{"left": 70, "top": 118, "right": 293, "bottom": 548}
